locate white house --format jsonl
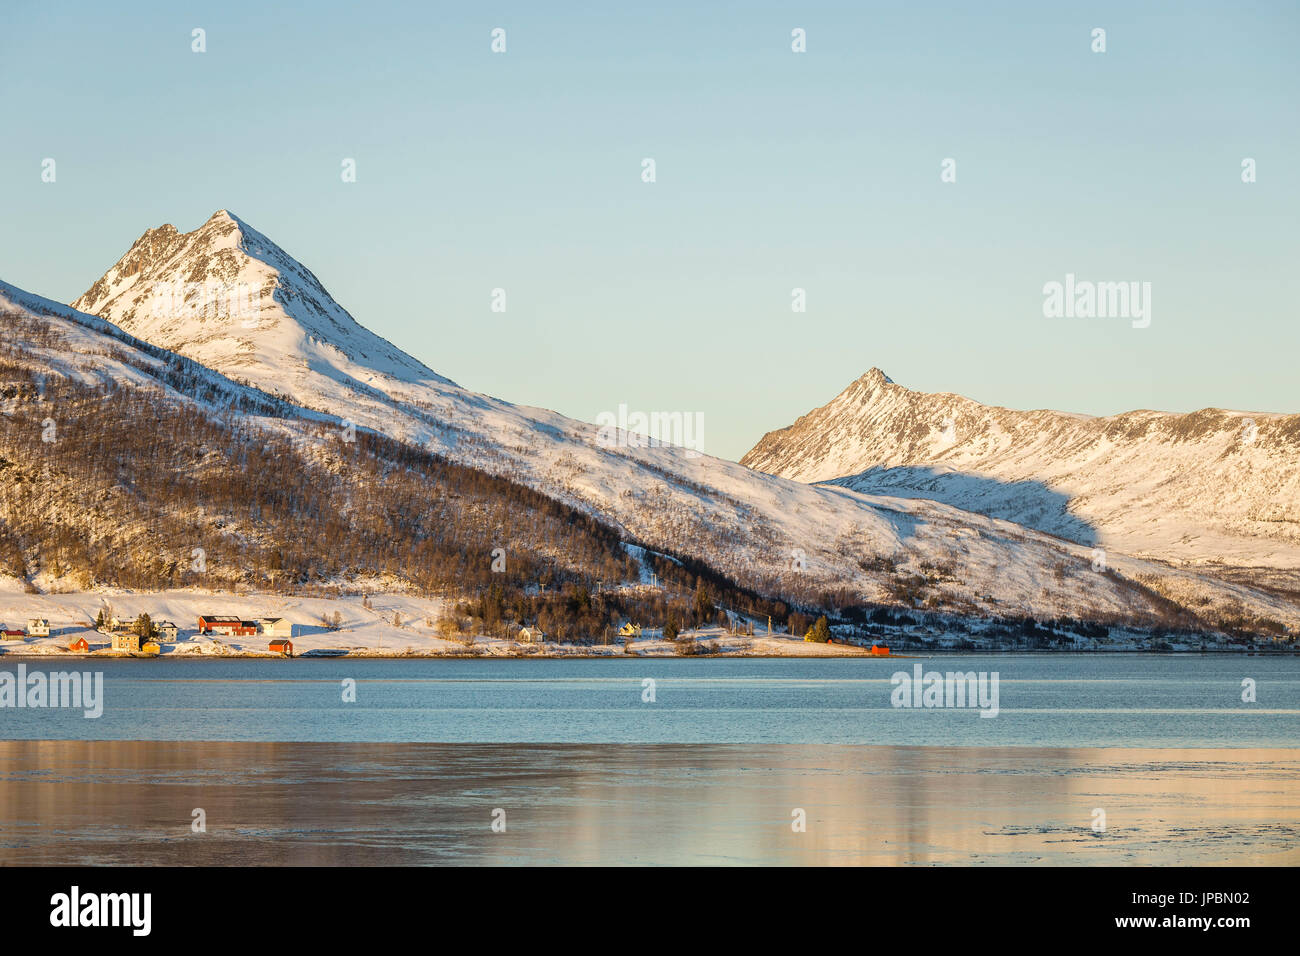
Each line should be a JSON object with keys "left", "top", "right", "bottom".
{"left": 259, "top": 618, "right": 294, "bottom": 638}
{"left": 156, "top": 621, "right": 179, "bottom": 643}
{"left": 27, "top": 619, "right": 49, "bottom": 637}
{"left": 107, "top": 614, "right": 138, "bottom": 633}
{"left": 518, "top": 626, "right": 546, "bottom": 644}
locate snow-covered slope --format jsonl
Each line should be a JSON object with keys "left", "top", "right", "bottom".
{"left": 1, "top": 276, "right": 303, "bottom": 421}
{"left": 16, "top": 210, "right": 1292, "bottom": 633}
{"left": 742, "top": 369, "right": 1300, "bottom": 570}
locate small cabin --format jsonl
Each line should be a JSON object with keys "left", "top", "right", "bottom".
{"left": 141, "top": 641, "right": 161, "bottom": 656}
{"left": 518, "top": 626, "right": 546, "bottom": 644}
{"left": 112, "top": 632, "right": 141, "bottom": 653}
{"left": 155, "top": 621, "right": 179, "bottom": 643}
{"left": 27, "top": 619, "right": 50, "bottom": 637}
{"left": 869, "top": 644, "right": 891, "bottom": 657}
{"left": 68, "top": 637, "right": 90, "bottom": 652}
{"left": 268, "top": 639, "right": 293, "bottom": 657}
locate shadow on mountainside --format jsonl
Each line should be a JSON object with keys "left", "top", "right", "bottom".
{"left": 824, "top": 466, "right": 1099, "bottom": 547}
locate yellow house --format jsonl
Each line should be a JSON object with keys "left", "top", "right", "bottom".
{"left": 618, "top": 623, "right": 642, "bottom": 637}
{"left": 111, "top": 632, "right": 140, "bottom": 653}
{"left": 141, "top": 641, "right": 161, "bottom": 656}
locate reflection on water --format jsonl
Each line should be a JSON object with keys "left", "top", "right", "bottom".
{"left": 0, "top": 742, "right": 1295, "bottom": 865}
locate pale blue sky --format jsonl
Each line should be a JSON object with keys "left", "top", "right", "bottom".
{"left": 2, "top": 1, "right": 1296, "bottom": 460}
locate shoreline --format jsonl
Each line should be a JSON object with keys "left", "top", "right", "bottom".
{"left": 1, "top": 646, "right": 1292, "bottom": 661}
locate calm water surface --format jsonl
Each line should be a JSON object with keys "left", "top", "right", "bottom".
{"left": 1, "top": 654, "right": 1296, "bottom": 746}
{"left": 1, "top": 655, "right": 1296, "bottom": 865}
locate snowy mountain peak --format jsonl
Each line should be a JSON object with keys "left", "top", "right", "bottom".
{"left": 859, "top": 367, "right": 896, "bottom": 388}
{"left": 72, "top": 210, "right": 454, "bottom": 397}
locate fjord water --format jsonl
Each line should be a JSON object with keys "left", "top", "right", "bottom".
{"left": 1, "top": 654, "right": 1296, "bottom": 745}
{"left": 1, "top": 655, "right": 1297, "bottom": 865}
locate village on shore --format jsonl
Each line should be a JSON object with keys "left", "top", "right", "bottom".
{"left": 1, "top": 611, "right": 296, "bottom": 656}
{"left": 0, "top": 587, "right": 886, "bottom": 659}
{"left": 0, "top": 610, "right": 884, "bottom": 660}
{"left": 0, "top": 584, "right": 1290, "bottom": 660}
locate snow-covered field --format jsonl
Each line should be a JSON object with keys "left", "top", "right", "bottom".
{"left": 0, "top": 582, "right": 870, "bottom": 658}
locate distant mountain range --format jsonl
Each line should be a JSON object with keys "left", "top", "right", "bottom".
{"left": 1, "top": 209, "right": 1295, "bottom": 637}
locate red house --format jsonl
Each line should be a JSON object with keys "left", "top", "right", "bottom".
{"left": 68, "top": 637, "right": 90, "bottom": 652}
{"left": 268, "top": 639, "right": 293, "bottom": 657}
{"left": 198, "top": 615, "right": 257, "bottom": 637}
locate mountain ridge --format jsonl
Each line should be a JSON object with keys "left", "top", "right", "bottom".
{"left": 742, "top": 369, "right": 1300, "bottom": 570}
